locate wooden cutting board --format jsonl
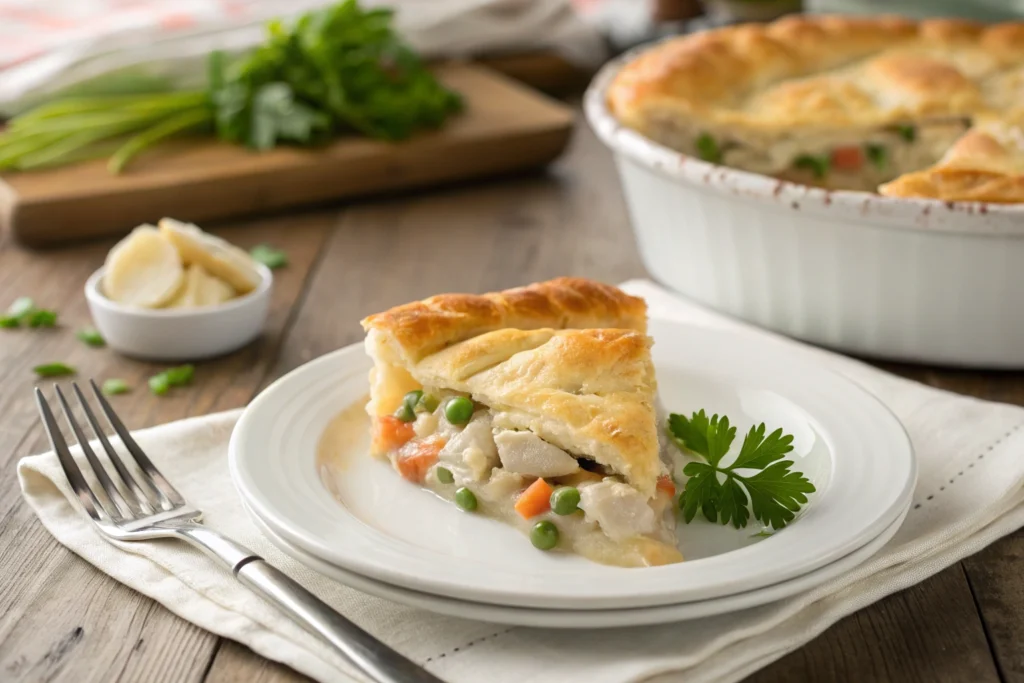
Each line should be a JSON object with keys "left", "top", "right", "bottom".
{"left": 0, "top": 63, "right": 575, "bottom": 247}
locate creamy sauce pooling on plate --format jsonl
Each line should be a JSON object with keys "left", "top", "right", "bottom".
{"left": 316, "top": 396, "right": 371, "bottom": 500}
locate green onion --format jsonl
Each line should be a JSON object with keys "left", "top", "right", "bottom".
{"left": 26, "top": 310, "right": 57, "bottom": 327}
{"left": 149, "top": 364, "right": 195, "bottom": 395}
{"left": 76, "top": 327, "right": 106, "bottom": 347}
{"left": 108, "top": 108, "right": 212, "bottom": 174}
{"left": 34, "top": 363, "right": 76, "bottom": 378}
{"left": 149, "top": 374, "right": 171, "bottom": 396}
{"left": 250, "top": 244, "right": 288, "bottom": 269}
{"left": 0, "top": 297, "right": 34, "bottom": 327}
{"left": 101, "top": 379, "right": 130, "bottom": 395}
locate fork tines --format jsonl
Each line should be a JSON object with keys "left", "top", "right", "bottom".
{"left": 35, "top": 380, "right": 186, "bottom": 524}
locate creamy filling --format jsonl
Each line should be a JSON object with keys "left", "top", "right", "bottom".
{"left": 376, "top": 390, "right": 682, "bottom": 567}
{"left": 641, "top": 114, "right": 971, "bottom": 192}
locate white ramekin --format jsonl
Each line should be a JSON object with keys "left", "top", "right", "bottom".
{"left": 585, "top": 47, "right": 1024, "bottom": 369}
{"left": 85, "top": 264, "right": 272, "bottom": 361}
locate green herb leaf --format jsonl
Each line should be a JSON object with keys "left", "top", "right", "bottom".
{"left": 669, "top": 410, "right": 735, "bottom": 467}
{"left": 208, "top": 0, "right": 461, "bottom": 149}
{"left": 248, "top": 83, "right": 330, "bottom": 150}
{"left": 864, "top": 143, "right": 887, "bottom": 170}
{"left": 76, "top": 327, "right": 106, "bottom": 347}
{"left": 730, "top": 423, "right": 794, "bottom": 470}
{"left": 669, "top": 411, "right": 815, "bottom": 530}
{"left": 101, "top": 378, "right": 130, "bottom": 395}
{"left": 794, "top": 154, "right": 829, "bottom": 179}
{"left": 250, "top": 244, "right": 288, "bottom": 269}
{"left": 694, "top": 133, "right": 722, "bottom": 164}
{"left": 895, "top": 124, "right": 916, "bottom": 142}
{"left": 33, "top": 363, "right": 76, "bottom": 378}
{"left": 744, "top": 462, "right": 816, "bottom": 529}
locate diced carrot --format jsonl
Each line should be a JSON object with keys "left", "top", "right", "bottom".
{"left": 373, "top": 415, "right": 415, "bottom": 454}
{"left": 656, "top": 475, "right": 676, "bottom": 498}
{"left": 515, "top": 478, "right": 554, "bottom": 519}
{"left": 395, "top": 436, "right": 446, "bottom": 483}
{"left": 830, "top": 146, "right": 864, "bottom": 171}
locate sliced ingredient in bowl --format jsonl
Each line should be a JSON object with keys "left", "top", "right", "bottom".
{"left": 104, "top": 225, "right": 184, "bottom": 307}
{"left": 101, "top": 218, "right": 262, "bottom": 310}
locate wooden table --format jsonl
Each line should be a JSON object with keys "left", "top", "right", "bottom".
{"left": 1, "top": 117, "right": 1023, "bottom": 683}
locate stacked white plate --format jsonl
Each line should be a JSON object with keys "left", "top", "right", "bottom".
{"left": 229, "top": 321, "right": 917, "bottom": 628}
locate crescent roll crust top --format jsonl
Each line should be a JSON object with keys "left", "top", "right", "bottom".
{"left": 361, "top": 276, "right": 647, "bottom": 365}
{"left": 607, "top": 15, "right": 1024, "bottom": 201}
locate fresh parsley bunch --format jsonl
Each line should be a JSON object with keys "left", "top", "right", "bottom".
{"left": 669, "top": 410, "right": 815, "bottom": 530}
{"left": 209, "top": 0, "right": 463, "bottom": 150}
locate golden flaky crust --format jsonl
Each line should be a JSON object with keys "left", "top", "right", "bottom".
{"left": 361, "top": 279, "right": 662, "bottom": 495}
{"left": 361, "top": 277, "right": 647, "bottom": 364}
{"left": 411, "top": 328, "right": 661, "bottom": 495}
{"left": 607, "top": 15, "right": 1024, "bottom": 202}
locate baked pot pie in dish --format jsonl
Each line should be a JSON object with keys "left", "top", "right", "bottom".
{"left": 606, "top": 15, "right": 1024, "bottom": 202}
{"left": 361, "top": 277, "right": 682, "bottom": 567}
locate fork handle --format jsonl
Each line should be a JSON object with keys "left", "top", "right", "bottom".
{"left": 236, "top": 560, "right": 446, "bottom": 683}
{"left": 177, "top": 526, "right": 444, "bottom": 683}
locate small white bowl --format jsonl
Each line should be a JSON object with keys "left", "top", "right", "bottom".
{"left": 85, "top": 264, "right": 273, "bottom": 361}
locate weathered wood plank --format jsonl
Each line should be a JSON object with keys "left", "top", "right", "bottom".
{"left": 962, "top": 530, "right": 1024, "bottom": 681}
{"left": 0, "top": 214, "right": 333, "bottom": 683}
{"left": 205, "top": 641, "right": 311, "bottom": 683}
{"left": 747, "top": 564, "right": 1001, "bottom": 683}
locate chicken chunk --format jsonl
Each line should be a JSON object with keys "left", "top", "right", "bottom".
{"left": 579, "top": 480, "right": 656, "bottom": 542}
{"left": 494, "top": 430, "right": 580, "bottom": 478}
{"left": 439, "top": 412, "right": 498, "bottom": 481}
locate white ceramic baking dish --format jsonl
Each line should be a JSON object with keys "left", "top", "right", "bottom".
{"left": 585, "top": 47, "right": 1024, "bottom": 369}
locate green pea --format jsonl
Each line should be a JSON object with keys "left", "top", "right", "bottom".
{"left": 403, "top": 390, "right": 423, "bottom": 413}
{"left": 436, "top": 466, "right": 454, "bottom": 484}
{"left": 417, "top": 392, "right": 440, "bottom": 413}
{"left": 445, "top": 396, "right": 474, "bottom": 425}
{"left": 393, "top": 403, "right": 416, "bottom": 422}
{"left": 530, "top": 520, "right": 559, "bottom": 550}
{"left": 455, "top": 486, "right": 477, "bottom": 511}
{"left": 549, "top": 486, "right": 580, "bottom": 515}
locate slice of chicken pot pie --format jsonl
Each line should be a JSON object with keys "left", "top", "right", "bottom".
{"left": 360, "top": 278, "right": 682, "bottom": 567}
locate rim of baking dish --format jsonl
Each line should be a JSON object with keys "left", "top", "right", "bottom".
{"left": 584, "top": 43, "right": 1024, "bottom": 239}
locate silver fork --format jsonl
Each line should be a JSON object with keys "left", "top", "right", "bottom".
{"left": 35, "top": 381, "right": 444, "bottom": 683}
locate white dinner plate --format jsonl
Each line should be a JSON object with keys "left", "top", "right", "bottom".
{"left": 244, "top": 499, "right": 909, "bottom": 628}
{"left": 230, "top": 320, "right": 916, "bottom": 610}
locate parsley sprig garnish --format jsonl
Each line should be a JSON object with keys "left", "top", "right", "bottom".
{"left": 669, "top": 410, "right": 815, "bottom": 530}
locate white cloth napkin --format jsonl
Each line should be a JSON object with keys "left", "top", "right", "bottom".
{"left": 18, "top": 280, "right": 1024, "bottom": 683}
{"left": 0, "top": 0, "right": 606, "bottom": 116}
